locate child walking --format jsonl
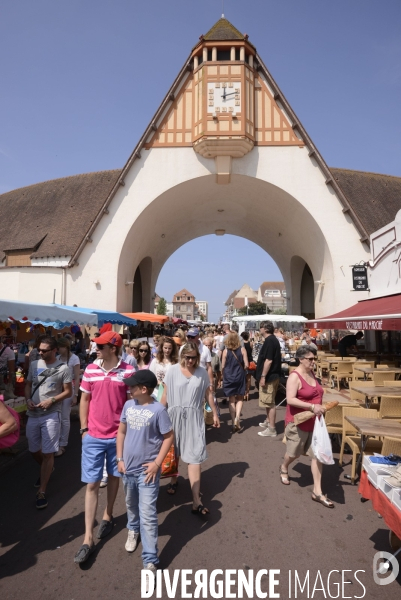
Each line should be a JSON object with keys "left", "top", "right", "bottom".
{"left": 116, "top": 370, "right": 173, "bottom": 581}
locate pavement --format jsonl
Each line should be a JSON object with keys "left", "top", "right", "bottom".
{"left": 0, "top": 389, "right": 400, "bottom": 599}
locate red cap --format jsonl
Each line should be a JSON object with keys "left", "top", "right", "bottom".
{"left": 92, "top": 331, "right": 123, "bottom": 347}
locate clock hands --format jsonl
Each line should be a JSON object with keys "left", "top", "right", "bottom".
{"left": 221, "top": 91, "right": 237, "bottom": 100}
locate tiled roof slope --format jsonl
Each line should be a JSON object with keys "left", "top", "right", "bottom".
{"left": 0, "top": 170, "right": 121, "bottom": 260}
{"left": 330, "top": 168, "right": 401, "bottom": 236}
{"left": 203, "top": 18, "right": 246, "bottom": 41}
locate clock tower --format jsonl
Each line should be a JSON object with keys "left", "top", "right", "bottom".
{"left": 144, "top": 18, "right": 303, "bottom": 183}
{"left": 191, "top": 18, "right": 256, "bottom": 181}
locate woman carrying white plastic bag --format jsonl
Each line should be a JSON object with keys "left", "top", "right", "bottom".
{"left": 279, "top": 345, "right": 335, "bottom": 508}
{"left": 312, "top": 415, "right": 335, "bottom": 465}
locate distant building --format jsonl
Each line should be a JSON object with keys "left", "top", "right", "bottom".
{"left": 258, "top": 281, "right": 287, "bottom": 312}
{"left": 233, "top": 284, "right": 258, "bottom": 310}
{"left": 166, "top": 302, "right": 173, "bottom": 317}
{"left": 196, "top": 301, "right": 208, "bottom": 320}
{"left": 172, "top": 288, "right": 196, "bottom": 320}
{"left": 153, "top": 293, "right": 161, "bottom": 314}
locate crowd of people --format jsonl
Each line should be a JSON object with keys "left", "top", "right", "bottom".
{"left": 4, "top": 320, "right": 334, "bottom": 587}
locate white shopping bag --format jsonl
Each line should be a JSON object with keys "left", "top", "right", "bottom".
{"left": 311, "top": 416, "right": 334, "bottom": 465}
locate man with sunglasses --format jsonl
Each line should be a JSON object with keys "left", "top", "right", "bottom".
{"left": 25, "top": 336, "right": 72, "bottom": 509}
{"left": 74, "top": 330, "right": 135, "bottom": 564}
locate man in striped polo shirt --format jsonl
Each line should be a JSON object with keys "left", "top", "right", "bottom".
{"left": 74, "top": 331, "right": 135, "bottom": 564}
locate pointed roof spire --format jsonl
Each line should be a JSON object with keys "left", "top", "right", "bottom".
{"left": 203, "top": 17, "right": 248, "bottom": 42}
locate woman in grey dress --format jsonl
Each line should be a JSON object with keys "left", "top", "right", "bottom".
{"left": 162, "top": 342, "right": 220, "bottom": 515}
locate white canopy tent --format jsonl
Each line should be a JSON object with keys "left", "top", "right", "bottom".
{"left": 232, "top": 314, "right": 307, "bottom": 334}
{"left": 0, "top": 299, "right": 98, "bottom": 329}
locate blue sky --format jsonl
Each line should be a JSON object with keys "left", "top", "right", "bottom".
{"left": 1, "top": 1, "right": 400, "bottom": 320}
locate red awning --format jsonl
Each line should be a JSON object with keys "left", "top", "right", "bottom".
{"left": 306, "top": 293, "right": 401, "bottom": 331}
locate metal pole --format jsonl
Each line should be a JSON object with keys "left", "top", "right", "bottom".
{"left": 53, "top": 289, "right": 56, "bottom": 304}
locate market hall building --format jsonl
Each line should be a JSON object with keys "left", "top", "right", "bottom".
{"left": 0, "top": 18, "right": 400, "bottom": 320}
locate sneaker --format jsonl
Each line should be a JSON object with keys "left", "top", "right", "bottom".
{"left": 259, "top": 420, "right": 269, "bottom": 428}
{"left": 54, "top": 447, "right": 66, "bottom": 457}
{"left": 142, "top": 564, "right": 157, "bottom": 594}
{"left": 125, "top": 530, "right": 140, "bottom": 552}
{"left": 258, "top": 426, "right": 277, "bottom": 437}
{"left": 36, "top": 492, "right": 48, "bottom": 509}
{"left": 34, "top": 466, "right": 54, "bottom": 488}
{"left": 99, "top": 477, "right": 108, "bottom": 488}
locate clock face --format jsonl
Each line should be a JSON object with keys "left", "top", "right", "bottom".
{"left": 207, "top": 82, "right": 241, "bottom": 114}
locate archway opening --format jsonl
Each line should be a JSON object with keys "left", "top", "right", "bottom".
{"left": 300, "top": 263, "right": 315, "bottom": 319}
{"left": 132, "top": 265, "right": 142, "bottom": 312}
{"left": 155, "top": 234, "right": 285, "bottom": 323}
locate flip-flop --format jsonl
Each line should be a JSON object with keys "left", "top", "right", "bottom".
{"left": 311, "top": 492, "right": 334, "bottom": 508}
{"left": 74, "top": 543, "right": 96, "bottom": 564}
{"left": 191, "top": 504, "right": 210, "bottom": 516}
{"left": 166, "top": 482, "right": 178, "bottom": 495}
{"left": 279, "top": 466, "right": 290, "bottom": 485}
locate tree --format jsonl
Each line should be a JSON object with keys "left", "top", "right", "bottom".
{"left": 272, "top": 308, "right": 287, "bottom": 315}
{"left": 156, "top": 297, "right": 167, "bottom": 315}
{"left": 199, "top": 313, "right": 205, "bottom": 322}
{"left": 237, "top": 301, "right": 270, "bottom": 316}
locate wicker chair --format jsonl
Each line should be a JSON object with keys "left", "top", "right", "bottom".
{"left": 373, "top": 371, "right": 395, "bottom": 386}
{"left": 378, "top": 396, "right": 401, "bottom": 423}
{"left": 325, "top": 405, "right": 343, "bottom": 436}
{"left": 376, "top": 365, "right": 390, "bottom": 370}
{"left": 339, "top": 407, "right": 381, "bottom": 484}
{"left": 384, "top": 380, "right": 401, "bottom": 387}
{"left": 329, "top": 361, "right": 354, "bottom": 391}
{"left": 381, "top": 436, "right": 401, "bottom": 456}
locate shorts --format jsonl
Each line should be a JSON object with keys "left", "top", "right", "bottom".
{"left": 285, "top": 421, "right": 316, "bottom": 458}
{"left": 258, "top": 377, "right": 279, "bottom": 409}
{"left": 26, "top": 412, "right": 61, "bottom": 454}
{"left": 81, "top": 434, "right": 121, "bottom": 483}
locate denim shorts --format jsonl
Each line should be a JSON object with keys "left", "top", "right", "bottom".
{"left": 81, "top": 434, "right": 121, "bottom": 483}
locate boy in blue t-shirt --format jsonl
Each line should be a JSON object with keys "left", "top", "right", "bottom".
{"left": 116, "top": 370, "right": 173, "bottom": 579}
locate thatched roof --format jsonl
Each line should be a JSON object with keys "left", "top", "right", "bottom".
{"left": 330, "top": 168, "right": 401, "bottom": 236}
{"left": 0, "top": 170, "right": 121, "bottom": 261}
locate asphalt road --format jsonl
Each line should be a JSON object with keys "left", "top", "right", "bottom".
{"left": 1, "top": 392, "right": 400, "bottom": 599}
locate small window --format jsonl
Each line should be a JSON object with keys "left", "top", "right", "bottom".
{"left": 217, "top": 50, "right": 231, "bottom": 61}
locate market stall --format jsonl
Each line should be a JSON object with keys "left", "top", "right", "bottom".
{"left": 0, "top": 299, "right": 98, "bottom": 328}
{"left": 122, "top": 312, "right": 170, "bottom": 324}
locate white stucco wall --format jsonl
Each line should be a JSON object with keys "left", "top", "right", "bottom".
{"left": 0, "top": 144, "right": 370, "bottom": 317}
{"left": 0, "top": 267, "right": 63, "bottom": 303}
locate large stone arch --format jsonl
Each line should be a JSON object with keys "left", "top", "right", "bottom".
{"left": 117, "top": 173, "right": 335, "bottom": 315}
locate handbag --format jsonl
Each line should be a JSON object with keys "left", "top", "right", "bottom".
{"left": 0, "top": 397, "right": 20, "bottom": 449}
{"left": 248, "top": 361, "right": 256, "bottom": 371}
{"left": 160, "top": 443, "right": 178, "bottom": 478}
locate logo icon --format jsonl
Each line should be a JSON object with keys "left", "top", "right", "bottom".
{"left": 373, "top": 551, "right": 399, "bottom": 585}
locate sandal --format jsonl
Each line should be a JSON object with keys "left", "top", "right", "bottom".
{"left": 311, "top": 492, "right": 334, "bottom": 508}
{"left": 191, "top": 504, "right": 210, "bottom": 516}
{"left": 74, "top": 543, "right": 96, "bottom": 564}
{"left": 279, "top": 466, "right": 290, "bottom": 485}
{"left": 166, "top": 482, "right": 178, "bottom": 495}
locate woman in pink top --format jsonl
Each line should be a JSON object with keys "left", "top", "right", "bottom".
{"left": 280, "top": 345, "right": 334, "bottom": 508}
{"left": 137, "top": 342, "right": 152, "bottom": 370}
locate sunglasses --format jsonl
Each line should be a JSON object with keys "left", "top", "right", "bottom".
{"left": 303, "top": 356, "right": 317, "bottom": 361}
{"left": 96, "top": 344, "right": 105, "bottom": 350}
{"left": 184, "top": 355, "right": 197, "bottom": 361}
{"left": 39, "top": 348, "right": 52, "bottom": 354}
{"left": 139, "top": 348, "right": 149, "bottom": 353}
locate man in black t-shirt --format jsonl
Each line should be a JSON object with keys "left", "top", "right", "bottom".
{"left": 255, "top": 321, "right": 282, "bottom": 438}
{"left": 338, "top": 331, "right": 363, "bottom": 357}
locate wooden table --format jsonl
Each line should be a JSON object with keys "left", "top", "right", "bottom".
{"left": 351, "top": 385, "right": 401, "bottom": 408}
{"left": 354, "top": 366, "right": 401, "bottom": 380}
{"left": 344, "top": 416, "right": 401, "bottom": 480}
